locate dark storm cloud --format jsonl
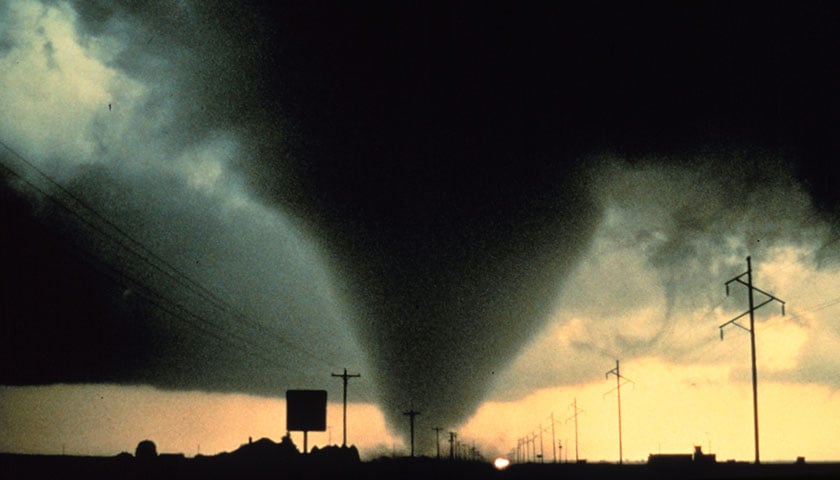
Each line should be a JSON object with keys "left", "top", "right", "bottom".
{"left": 0, "top": 158, "right": 366, "bottom": 398}
{"left": 3, "top": 0, "right": 839, "bottom": 453}
{"left": 241, "top": 0, "right": 840, "bottom": 432}
{"left": 2, "top": 0, "right": 369, "bottom": 400}
{"left": 233, "top": 1, "right": 840, "bottom": 447}
{"left": 490, "top": 149, "right": 840, "bottom": 400}
{"left": 64, "top": 0, "right": 299, "bottom": 200}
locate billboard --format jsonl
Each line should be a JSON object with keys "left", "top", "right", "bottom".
{"left": 286, "top": 389, "right": 327, "bottom": 432}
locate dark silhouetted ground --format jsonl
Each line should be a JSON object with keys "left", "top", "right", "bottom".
{"left": 3, "top": 450, "right": 840, "bottom": 480}
{"left": 2, "top": 438, "right": 839, "bottom": 480}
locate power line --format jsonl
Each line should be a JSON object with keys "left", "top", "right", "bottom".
{"left": 0, "top": 162, "right": 273, "bottom": 361}
{"left": 11, "top": 217, "right": 293, "bottom": 388}
{"left": 2, "top": 150, "right": 382, "bottom": 443}
{"left": 0, "top": 140, "right": 344, "bottom": 372}
{"left": 802, "top": 295, "right": 840, "bottom": 312}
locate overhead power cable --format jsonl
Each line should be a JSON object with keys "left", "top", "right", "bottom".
{"left": 0, "top": 140, "right": 343, "bottom": 374}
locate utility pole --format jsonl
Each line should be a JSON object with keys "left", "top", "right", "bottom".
{"left": 331, "top": 368, "right": 361, "bottom": 447}
{"left": 550, "top": 413, "right": 557, "bottom": 463}
{"left": 403, "top": 410, "right": 420, "bottom": 457}
{"left": 432, "top": 427, "right": 443, "bottom": 459}
{"left": 448, "top": 431, "right": 457, "bottom": 460}
{"left": 606, "top": 360, "right": 631, "bottom": 465}
{"left": 538, "top": 424, "right": 544, "bottom": 463}
{"left": 526, "top": 435, "right": 532, "bottom": 462}
{"left": 720, "top": 256, "right": 785, "bottom": 465}
{"left": 568, "top": 397, "right": 582, "bottom": 463}
{"left": 531, "top": 431, "right": 538, "bottom": 462}
{"left": 558, "top": 440, "right": 562, "bottom": 465}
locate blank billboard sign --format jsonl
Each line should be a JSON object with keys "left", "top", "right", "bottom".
{"left": 286, "top": 389, "right": 327, "bottom": 432}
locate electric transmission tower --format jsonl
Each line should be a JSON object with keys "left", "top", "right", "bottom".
{"left": 720, "top": 256, "right": 785, "bottom": 465}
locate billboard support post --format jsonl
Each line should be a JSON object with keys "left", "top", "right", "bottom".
{"left": 286, "top": 390, "right": 327, "bottom": 454}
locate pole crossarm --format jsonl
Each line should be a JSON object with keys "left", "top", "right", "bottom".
{"left": 727, "top": 277, "right": 787, "bottom": 312}
{"left": 605, "top": 366, "right": 632, "bottom": 384}
{"left": 720, "top": 299, "right": 784, "bottom": 335}
{"left": 720, "top": 263, "right": 785, "bottom": 339}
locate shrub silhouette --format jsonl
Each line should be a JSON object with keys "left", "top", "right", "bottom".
{"left": 135, "top": 440, "right": 158, "bottom": 460}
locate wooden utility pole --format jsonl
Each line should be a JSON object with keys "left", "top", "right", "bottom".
{"left": 558, "top": 440, "right": 562, "bottom": 465}
{"left": 403, "top": 410, "right": 420, "bottom": 457}
{"left": 720, "top": 256, "right": 785, "bottom": 465}
{"left": 331, "top": 368, "right": 360, "bottom": 446}
{"left": 606, "top": 360, "right": 631, "bottom": 465}
{"left": 550, "top": 413, "right": 556, "bottom": 463}
{"left": 570, "top": 397, "right": 582, "bottom": 462}
{"left": 432, "top": 427, "right": 443, "bottom": 459}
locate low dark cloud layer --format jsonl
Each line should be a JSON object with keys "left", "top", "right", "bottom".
{"left": 2, "top": 0, "right": 839, "bottom": 453}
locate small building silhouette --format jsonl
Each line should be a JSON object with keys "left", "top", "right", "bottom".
{"left": 693, "top": 445, "right": 716, "bottom": 464}
{"left": 648, "top": 446, "right": 716, "bottom": 467}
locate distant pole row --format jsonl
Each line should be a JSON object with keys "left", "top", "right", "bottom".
{"left": 509, "top": 256, "right": 784, "bottom": 466}
{"left": 328, "top": 369, "right": 473, "bottom": 459}
{"left": 513, "top": 397, "right": 583, "bottom": 464}
{"left": 513, "top": 361, "right": 633, "bottom": 465}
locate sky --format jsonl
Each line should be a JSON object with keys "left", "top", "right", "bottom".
{"left": 1, "top": 0, "right": 839, "bottom": 463}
